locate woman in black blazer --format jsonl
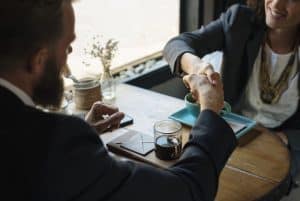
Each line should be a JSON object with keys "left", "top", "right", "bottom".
{"left": 164, "top": 1, "right": 300, "bottom": 178}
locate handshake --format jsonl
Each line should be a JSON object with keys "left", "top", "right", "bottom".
{"left": 182, "top": 72, "right": 224, "bottom": 114}
{"left": 83, "top": 70, "right": 224, "bottom": 134}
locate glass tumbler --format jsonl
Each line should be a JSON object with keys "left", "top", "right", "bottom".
{"left": 154, "top": 120, "right": 182, "bottom": 160}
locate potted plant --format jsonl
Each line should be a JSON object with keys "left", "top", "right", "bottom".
{"left": 84, "top": 35, "right": 118, "bottom": 103}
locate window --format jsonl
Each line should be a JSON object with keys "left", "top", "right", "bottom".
{"left": 68, "top": 0, "right": 180, "bottom": 80}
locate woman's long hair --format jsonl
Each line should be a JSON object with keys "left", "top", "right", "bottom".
{"left": 247, "top": 0, "right": 265, "bottom": 24}
{"left": 247, "top": 0, "right": 299, "bottom": 44}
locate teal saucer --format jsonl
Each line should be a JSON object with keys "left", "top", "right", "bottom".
{"left": 169, "top": 108, "right": 256, "bottom": 139}
{"left": 169, "top": 108, "right": 197, "bottom": 127}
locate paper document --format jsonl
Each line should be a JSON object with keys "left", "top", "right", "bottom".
{"left": 226, "top": 120, "right": 247, "bottom": 133}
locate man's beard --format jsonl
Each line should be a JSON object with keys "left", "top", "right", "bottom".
{"left": 32, "top": 57, "right": 64, "bottom": 109}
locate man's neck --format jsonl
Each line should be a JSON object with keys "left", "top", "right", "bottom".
{"left": 267, "top": 28, "right": 299, "bottom": 54}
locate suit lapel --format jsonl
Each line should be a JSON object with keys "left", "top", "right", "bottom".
{"left": 246, "top": 27, "right": 265, "bottom": 76}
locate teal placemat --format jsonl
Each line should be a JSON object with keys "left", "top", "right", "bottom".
{"left": 169, "top": 108, "right": 256, "bottom": 139}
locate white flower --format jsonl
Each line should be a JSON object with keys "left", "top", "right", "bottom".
{"left": 84, "top": 35, "right": 118, "bottom": 72}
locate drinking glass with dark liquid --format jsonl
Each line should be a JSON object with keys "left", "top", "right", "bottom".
{"left": 154, "top": 120, "right": 182, "bottom": 160}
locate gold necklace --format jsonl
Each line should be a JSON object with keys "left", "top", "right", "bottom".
{"left": 259, "top": 42, "right": 298, "bottom": 104}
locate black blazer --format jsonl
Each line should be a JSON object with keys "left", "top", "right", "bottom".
{"left": 1, "top": 86, "right": 236, "bottom": 201}
{"left": 163, "top": 4, "right": 300, "bottom": 150}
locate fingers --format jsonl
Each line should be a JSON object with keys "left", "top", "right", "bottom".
{"left": 183, "top": 74, "right": 208, "bottom": 103}
{"left": 85, "top": 101, "right": 125, "bottom": 133}
{"left": 106, "top": 112, "right": 125, "bottom": 131}
{"left": 210, "top": 72, "right": 220, "bottom": 84}
{"left": 183, "top": 73, "right": 221, "bottom": 89}
{"left": 85, "top": 101, "right": 116, "bottom": 122}
{"left": 210, "top": 72, "right": 223, "bottom": 90}
{"left": 94, "top": 112, "right": 125, "bottom": 133}
{"left": 183, "top": 74, "right": 209, "bottom": 90}
{"left": 90, "top": 101, "right": 119, "bottom": 116}
{"left": 201, "top": 65, "right": 218, "bottom": 85}
{"left": 275, "top": 132, "right": 288, "bottom": 145}
{"left": 182, "top": 74, "right": 191, "bottom": 89}
{"left": 183, "top": 72, "right": 224, "bottom": 114}
{"left": 183, "top": 74, "right": 199, "bottom": 88}
{"left": 209, "top": 72, "right": 218, "bottom": 85}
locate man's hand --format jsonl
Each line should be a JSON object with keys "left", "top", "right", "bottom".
{"left": 85, "top": 101, "right": 124, "bottom": 133}
{"left": 183, "top": 73, "right": 224, "bottom": 114}
{"left": 181, "top": 53, "right": 217, "bottom": 84}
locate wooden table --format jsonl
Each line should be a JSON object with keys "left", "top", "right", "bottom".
{"left": 87, "top": 84, "right": 291, "bottom": 201}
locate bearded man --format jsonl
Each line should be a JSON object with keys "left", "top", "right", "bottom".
{"left": 0, "top": 1, "right": 236, "bottom": 201}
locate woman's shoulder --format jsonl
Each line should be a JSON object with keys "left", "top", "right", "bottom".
{"left": 227, "top": 4, "right": 255, "bottom": 18}
{"left": 221, "top": 3, "right": 256, "bottom": 28}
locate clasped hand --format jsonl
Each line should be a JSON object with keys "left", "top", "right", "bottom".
{"left": 183, "top": 72, "right": 224, "bottom": 114}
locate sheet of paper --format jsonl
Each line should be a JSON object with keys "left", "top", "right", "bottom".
{"left": 226, "top": 120, "right": 247, "bottom": 133}
{"left": 120, "top": 134, "right": 154, "bottom": 156}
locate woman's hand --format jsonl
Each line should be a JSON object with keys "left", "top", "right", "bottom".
{"left": 85, "top": 101, "right": 124, "bottom": 133}
{"left": 181, "top": 52, "right": 217, "bottom": 84}
{"left": 183, "top": 73, "right": 224, "bottom": 114}
{"left": 275, "top": 132, "right": 288, "bottom": 145}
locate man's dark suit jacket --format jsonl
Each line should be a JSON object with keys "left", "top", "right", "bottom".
{"left": 1, "top": 86, "right": 236, "bottom": 201}
{"left": 163, "top": 4, "right": 300, "bottom": 150}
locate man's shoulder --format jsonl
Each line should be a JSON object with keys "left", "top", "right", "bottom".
{"left": 23, "top": 106, "right": 93, "bottom": 136}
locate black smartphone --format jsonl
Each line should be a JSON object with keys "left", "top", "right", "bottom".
{"left": 120, "top": 114, "right": 134, "bottom": 127}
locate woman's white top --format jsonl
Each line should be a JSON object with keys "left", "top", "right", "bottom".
{"left": 241, "top": 45, "right": 300, "bottom": 128}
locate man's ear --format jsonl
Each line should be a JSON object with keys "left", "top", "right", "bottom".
{"left": 28, "top": 48, "right": 49, "bottom": 76}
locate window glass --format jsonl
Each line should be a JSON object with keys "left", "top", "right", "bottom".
{"left": 68, "top": 0, "right": 180, "bottom": 79}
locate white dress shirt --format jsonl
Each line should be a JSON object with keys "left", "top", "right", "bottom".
{"left": 0, "top": 78, "right": 35, "bottom": 107}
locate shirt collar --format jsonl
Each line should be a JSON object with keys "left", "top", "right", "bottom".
{"left": 0, "top": 78, "right": 35, "bottom": 107}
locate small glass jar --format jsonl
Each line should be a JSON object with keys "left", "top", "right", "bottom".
{"left": 73, "top": 77, "right": 101, "bottom": 110}
{"left": 154, "top": 120, "right": 182, "bottom": 160}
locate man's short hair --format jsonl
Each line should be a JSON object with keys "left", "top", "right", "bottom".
{"left": 0, "top": 0, "right": 72, "bottom": 71}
